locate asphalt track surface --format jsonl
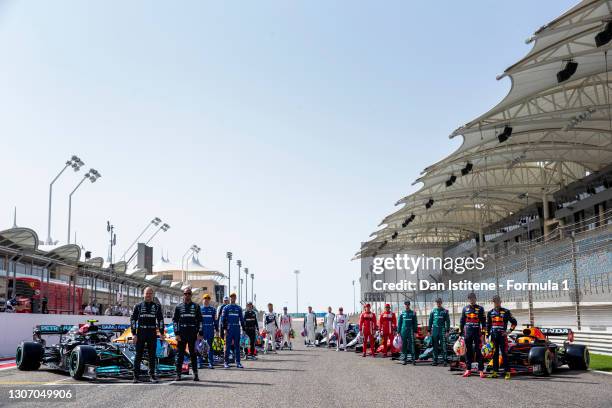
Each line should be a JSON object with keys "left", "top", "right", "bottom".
{"left": 1, "top": 343, "right": 612, "bottom": 408}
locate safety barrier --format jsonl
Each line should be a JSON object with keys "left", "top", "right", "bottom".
{"left": 573, "top": 331, "right": 612, "bottom": 356}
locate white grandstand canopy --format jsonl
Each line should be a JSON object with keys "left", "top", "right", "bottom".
{"left": 153, "top": 251, "right": 182, "bottom": 273}
{"left": 357, "top": 0, "right": 612, "bottom": 258}
{"left": 0, "top": 226, "right": 181, "bottom": 294}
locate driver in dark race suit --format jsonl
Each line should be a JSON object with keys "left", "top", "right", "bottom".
{"left": 221, "top": 292, "right": 246, "bottom": 369}
{"left": 460, "top": 292, "right": 486, "bottom": 378}
{"left": 487, "top": 295, "right": 517, "bottom": 380}
{"left": 131, "top": 287, "right": 164, "bottom": 383}
{"left": 173, "top": 288, "right": 203, "bottom": 381}
{"left": 243, "top": 302, "right": 259, "bottom": 359}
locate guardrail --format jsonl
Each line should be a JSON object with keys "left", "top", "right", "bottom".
{"left": 573, "top": 331, "right": 612, "bottom": 356}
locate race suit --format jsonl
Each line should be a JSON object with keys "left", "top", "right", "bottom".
{"left": 217, "top": 304, "right": 228, "bottom": 336}
{"left": 263, "top": 312, "right": 279, "bottom": 352}
{"left": 379, "top": 311, "right": 397, "bottom": 356}
{"left": 131, "top": 301, "right": 164, "bottom": 378}
{"left": 199, "top": 305, "right": 217, "bottom": 366}
{"left": 173, "top": 301, "right": 202, "bottom": 375}
{"left": 460, "top": 304, "right": 486, "bottom": 371}
{"left": 304, "top": 312, "right": 317, "bottom": 345}
{"left": 243, "top": 309, "right": 259, "bottom": 356}
{"left": 324, "top": 312, "right": 335, "bottom": 347}
{"left": 429, "top": 307, "right": 450, "bottom": 363}
{"left": 359, "top": 311, "right": 377, "bottom": 357}
{"left": 398, "top": 309, "right": 418, "bottom": 362}
{"left": 333, "top": 313, "right": 348, "bottom": 350}
{"left": 280, "top": 313, "right": 293, "bottom": 348}
{"left": 221, "top": 304, "right": 245, "bottom": 365}
{"left": 486, "top": 307, "right": 517, "bottom": 372}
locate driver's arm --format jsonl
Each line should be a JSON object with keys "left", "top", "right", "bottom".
{"left": 508, "top": 310, "right": 517, "bottom": 332}
{"left": 130, "top": 303, "right": 139, "bottom": 333}
{"left": 156, "top": 305, "right": 165, "bottom": 336}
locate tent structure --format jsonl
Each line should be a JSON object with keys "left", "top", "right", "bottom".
{"left": 357, "top": 0, "right": 612, "bottom": 258}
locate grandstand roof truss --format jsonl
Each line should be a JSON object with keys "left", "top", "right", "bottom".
{"left": 357, "top": 0, "right": 612, "bottom": 258}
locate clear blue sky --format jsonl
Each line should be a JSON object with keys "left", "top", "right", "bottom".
{"left": 0, "top": 0, "right": 577, "bottom": 311}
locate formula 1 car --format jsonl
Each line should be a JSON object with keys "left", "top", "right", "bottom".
{"left": 16, "top": 320, "right": 176, "bottom": 380}
{"left": 115, "top": 324, "right": 192, "bottom": 372}
{"left": 315, "top": 329, "right": 337, "bottom": 347}
{"left": 260, "top": 329, "right": 283, "bottom": 351}
{"left": 450, "top": 326, "right": 589, "bottom": 376}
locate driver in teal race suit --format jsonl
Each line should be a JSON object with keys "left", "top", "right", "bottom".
{"left": 428, "top": 297, "right": 450, "bottom": 366}
{"left": 397, "top": 300, "right": 418, "bottom": 365}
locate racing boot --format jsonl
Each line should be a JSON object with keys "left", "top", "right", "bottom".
{"left": 150, "top": 375, "right": 159, "bottom": 383}
{"left": 236, "top": 363, "right": 244, "bottom": 369}
{"left": 489, "top": 371, "right": 498, "bottom": 379}
{"left": 224, "top": 363, "right": 230, "bottom": 369}
{"left": 402, "top": 359, "right": 407, "bottom": 365}
{"left": 193, "top": 373, "right": 199, "bottom": 382}
{"left": 431, "top": 361, "right": 438, "bottom": 366}
{"left": 479, "top": 371, "right": 486, "bottom": 379}
{"left": 175, "top": 373, "right": 182, "bottom": 381}
{"left": 462, "top": 370, "right": 471, "bottom": 377}
{"left": 504, "top": 372, "right": 511, "bottom": 380}
{"left": 412, "top": 360, "right": 416, "bottom": 366}
{"left": 133, "top": 375, "right": 140, "bottom": 383}
{"left": 208, "top": 363, "right": 214, "bottom": 369}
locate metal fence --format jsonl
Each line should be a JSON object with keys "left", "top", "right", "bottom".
{"left": 365, "top": 210, "right": 612, "bottom": 332}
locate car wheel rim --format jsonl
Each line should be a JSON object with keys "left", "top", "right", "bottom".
{"left": 70, "top": 352, "right": 78, "bottom": 374}
{"left": 16, "top": 348, "right": 22, "bottom": 365}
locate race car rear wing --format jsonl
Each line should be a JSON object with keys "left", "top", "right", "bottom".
{"left": 540, "top": 328, "right": 573, "bottom": 336}
{"left": 97, "top": 324, "right": 130, "bottom": 333}
{"left": 33, "top": 323, "right": 130, "bottom": 335}
{"left": 33, "top": 325, "right": 75, "bottom": 335}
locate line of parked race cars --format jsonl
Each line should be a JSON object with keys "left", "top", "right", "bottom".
{"left": 14, "top": 316, "right": 590, "bottom": 381}
{"left": 321, "top": 321, "right": 590, "bottom": 378}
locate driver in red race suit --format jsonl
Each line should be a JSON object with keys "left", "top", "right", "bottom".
{"left": 378, "top": 304, "right": 397, "bottom": 357}
{"left": 359, "top": 304, "right": 377, "bottom": 358}
{"left": 486, "top": 295, "right": 517, "bottom": 380}
{"left": 460, "top": 292, "right": 486, "bottom": 378}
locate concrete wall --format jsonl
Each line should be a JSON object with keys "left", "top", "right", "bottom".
{"left": 0, "top": 314, "right": 172, "bottom": 358}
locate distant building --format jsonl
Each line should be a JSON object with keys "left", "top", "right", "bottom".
{"left": 153, "top": 253, "right": 225, "bottom": 303}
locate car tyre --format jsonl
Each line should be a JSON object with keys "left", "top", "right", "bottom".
{"left": 16, "top": 342, "right": 43, "bottom": 371}
{"left": 529, "top": 346, "right": 553, "bottom": 376}
{"left": 68, "top": 345, "right": 97, "bottom": 380}
{"left": 565, "top": 345, "right": 589, "bottom": 370}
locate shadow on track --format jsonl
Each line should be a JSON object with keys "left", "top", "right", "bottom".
{"left": 204, "top": 379, "right": 273, "bottom": 386}
{"left": 169, "top": 382, "right": 232, "bottom": 388}
{"left": 238, "top": 367, "right": 305, "bottom": 373}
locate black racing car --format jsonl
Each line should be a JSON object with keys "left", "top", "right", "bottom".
{"left": 16, "top": 320, "right": 176, "bottom": 380}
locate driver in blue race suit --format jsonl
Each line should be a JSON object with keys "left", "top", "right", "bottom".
{"left": 486, "top": 295, "right": 517, "bottom": 380}
{"left": 221, "top": 292, "right": 245, "bottom": 369}
{"left": 199, "top": 294, "right": 218, "bottom": 369}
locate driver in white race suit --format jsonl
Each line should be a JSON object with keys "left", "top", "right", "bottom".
{"left": 324, "top": 306, "right": 336, "bottom": 348}
{"left": 279, "top": 306, "right": 293, "bottom": 350}
{"left": 304, "top": 306, "right": 318, "bottom": 347}
{"left": 333, "top": 307, "right": 348, "bottom": 351}
{"left": 263, "top": 303, "right": 279, "bottom": 354}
